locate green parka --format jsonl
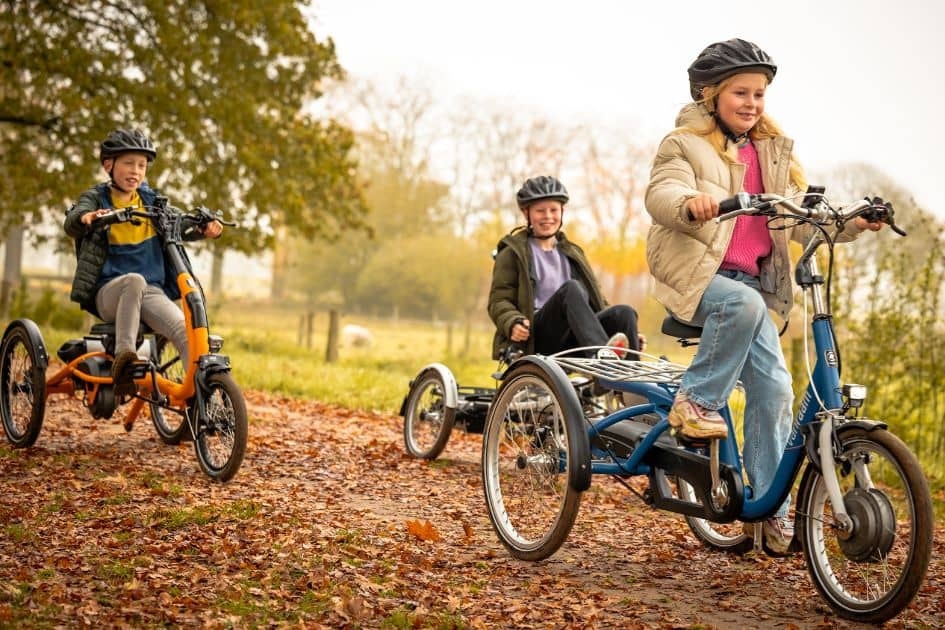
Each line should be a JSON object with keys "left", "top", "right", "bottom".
{"left": 487, "top": 227, "right": 606, "bottom": 359}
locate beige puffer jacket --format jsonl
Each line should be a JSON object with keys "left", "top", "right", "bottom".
{"left": 645, "top": 103, "right": 860, "bottom": 322}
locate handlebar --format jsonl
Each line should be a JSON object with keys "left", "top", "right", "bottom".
{"left": 92, "top": 204, "right": 237, "bottom": 230}
{"left": 713, "top": 191, "right": 907, "bottom": 236}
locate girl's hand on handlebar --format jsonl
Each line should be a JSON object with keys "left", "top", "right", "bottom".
{"left": 685, "top": 194, "right": 720, "bottom": 222}
{"left": 510, "top": 319, "right": 531, "bottom": 343}
{"left": 854, "top": 216, "right": 885, "bottom": 232}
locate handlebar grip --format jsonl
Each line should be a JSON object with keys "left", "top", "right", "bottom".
{"left": 94, "top": 208, "right": 135, "bottom": 227}
{"left": 686, "top": 192, "right": 752, "bottom": 221}
{"left": 719, "top": 192, "right": 752, "bottom": 214}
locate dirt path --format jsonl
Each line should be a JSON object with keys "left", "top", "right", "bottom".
{"left": 1, "top": 390, "right": 941, "bottom": 628}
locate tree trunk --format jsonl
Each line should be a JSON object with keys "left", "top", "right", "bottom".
{"left": 210, "top": 247, "right": 224, "bottom": 296}
{"left": 1, "top": 226, "right": 24, "bottom": 317}
{"left": 270, "top": 224, "right": 289, "bottom": 300}
{"left": 325, "top": 309, "right": 339, "bottom": 363}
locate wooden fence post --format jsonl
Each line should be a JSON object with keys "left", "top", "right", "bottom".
{"left": 325, "top": 309, "right": 339, "bottom": 363}
{"left": 306, "top": 311, "right": 314, "bottom": 349}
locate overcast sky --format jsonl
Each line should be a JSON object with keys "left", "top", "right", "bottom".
{"left": 311, "top": 0, "right": 944, "bottom": 218}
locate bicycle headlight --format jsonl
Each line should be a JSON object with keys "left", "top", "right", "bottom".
{"left": 208, "top": 334, "right": 224, "bottom": 353}
{"left": 842, "top": 383, "right": 867, "bottom": 408}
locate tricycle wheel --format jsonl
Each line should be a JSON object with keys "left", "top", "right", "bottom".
{"left": 796, "top": 426, "right": 932, "bottom": 623}
{"left": 403, "top": 369, "right": 455, "bottom": 459}
{"left": 0, "top": 319, "right": 47, "bottom": 448}
{"left": 192, "top": 372, "right": 247, "bottom": 482}
{"left": 149, "top": 334, "right": 187, "bottom": 444}
{"left": 679, "top": 479, "right": 753, "bottom": 553}
{"left": 481, "top": 361, "right": 586, "bottom": 561}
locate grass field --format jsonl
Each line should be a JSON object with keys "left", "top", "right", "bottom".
{"left": 211, "top": 301, "right": 501, "bottom": 413}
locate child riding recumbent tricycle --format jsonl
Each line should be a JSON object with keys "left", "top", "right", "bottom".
{"left": 0, "top": 199, "right": 247, "bottom": 482}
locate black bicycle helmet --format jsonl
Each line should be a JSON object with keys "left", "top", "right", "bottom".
{"left": 687, "top": 38, "right": 777, "bottom": 101}
{"left": 99, "top": 128, "right": 157, "bottom": 162}
{"left": 516, "top": 175, "right": 569, "bottom": 209}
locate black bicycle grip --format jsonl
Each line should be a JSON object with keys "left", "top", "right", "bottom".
{"left": 719, "top": 193, "right": 749, "bottom": 213}
{"left": 686, "top": 192, "right": 750, "bottom": 221}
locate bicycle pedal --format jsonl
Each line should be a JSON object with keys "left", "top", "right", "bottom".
{"left": 672, "top": 430, "right": 711, "bottom": 448}
{"left": 129, "top": 361, "right": 149, "bottom": 379}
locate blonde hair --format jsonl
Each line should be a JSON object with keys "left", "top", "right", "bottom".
{"left": 679, "top": 76, "right": 807, "bottom": 192}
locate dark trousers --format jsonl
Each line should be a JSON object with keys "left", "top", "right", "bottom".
{"left": 533, "top": 279, "right": 639, "bottom": 357}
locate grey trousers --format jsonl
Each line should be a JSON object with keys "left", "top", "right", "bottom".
{"left": 95, "top": 274, "right": 189, "bottom": 366}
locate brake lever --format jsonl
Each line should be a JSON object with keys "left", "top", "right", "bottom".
{"left": 194, "top": 206, "right": 237, "bottom": 227}
{"left": 863, "top": 197, "right": 907, "bottom": 237}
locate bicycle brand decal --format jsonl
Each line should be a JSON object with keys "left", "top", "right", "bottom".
{"left": 824, "top": 349, "right": 838, "bottom": 367}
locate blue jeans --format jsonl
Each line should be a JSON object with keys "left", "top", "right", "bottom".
{"left": 679, "top": 271, "right": 793, "bottom": 517}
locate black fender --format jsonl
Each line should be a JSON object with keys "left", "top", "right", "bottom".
{"left": 800, "top": 418, "right": 889, "bottom": 481}
{"left": 195, "top": 353, "right": 231, "bottom": 395}
{"left": 502, "top": 355, "right": 591, "bottom": 492}
{"left": 2, "top": 318, "right": 49, "bottom": 372}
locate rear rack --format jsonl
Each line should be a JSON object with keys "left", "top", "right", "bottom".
{"left": 548, "top": 346, "right": 686, "bottom": 384}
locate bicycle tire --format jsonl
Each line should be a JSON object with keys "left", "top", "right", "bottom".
{"left": 796, "top": 425, "right": 933, "bottom": 623}
{"left": 680, "top": 479, "right": 753, "bottom": 553}
{"left": 481, "top": 361, "right": 587, "bottom": 561}
{"left": 149, "top": 335, "right": 188, "bottom": 444}
{"left": 0, "top": 320, "right": 47, "bottom": 448}
{"left": 403, "top": 369, "right": 455, "bottom": 459}
{"left": 192, "top": 372, "right": 247, "bottom": 482}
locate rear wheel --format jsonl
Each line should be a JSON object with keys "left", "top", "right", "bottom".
{"left": 149, "top": 335, "right": 187, "bottom": 444}
{"left": 482, "top": 363, "right": 583, "bottom": 561}
{"left": 0, "top": 320, "right": 47, "bottom": 448}
{"left": 403, "top": 370, "right": 455, "bottom": 459}
{"left": 679, "top": 479, "right": 753, "bottom": 553}
{"left": 193, "top": 372, "right": 247, "bottom": 482}
{"left": 796, "top": 427, "right": 933, "bottom": 623}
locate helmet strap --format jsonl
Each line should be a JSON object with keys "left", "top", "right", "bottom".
{"left": 712, "top": 111, "right": 750, "bottom": 148}
{"left": 524, "top": 207, "right": 564, "bottom": 240}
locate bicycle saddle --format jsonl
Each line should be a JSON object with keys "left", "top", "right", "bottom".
{"left": 660, "top": 315, "right": 702, "bottom": 339}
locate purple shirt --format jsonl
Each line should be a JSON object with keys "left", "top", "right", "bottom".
{"left": 529, "top": 238, "right": 571, "bottom": 310}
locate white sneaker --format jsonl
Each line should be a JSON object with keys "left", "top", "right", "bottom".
{"left": 605, "top": 332, "right": 630, "bottom": 358}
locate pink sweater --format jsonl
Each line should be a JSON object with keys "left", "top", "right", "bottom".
{"left": 720, "top": 142, "right": 771, "bottom": 276}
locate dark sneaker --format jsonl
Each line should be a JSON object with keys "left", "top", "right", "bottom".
{"left": 743, "top": 517, "right": 795, "bottom": 556}
{"left": 668, "top": 392, "right": 727, "bottom": 440}
{"left": 111, "top": 350, "right": 139, "bottom": 396}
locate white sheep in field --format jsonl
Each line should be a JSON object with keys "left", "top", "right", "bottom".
{"left": 341, "top": 323, "right": 374, "bottom": 348}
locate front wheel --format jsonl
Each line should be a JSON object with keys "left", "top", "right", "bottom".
{"left": 481, "top": 362, "right": 585, "bottom": 561}
{"left": 192, "top": 372, "right": 247, "bottom": 482}
{"left": 796, "top": 426, "right": 933, "bottom": 623}
{"left": 403, "top": 369, "right": 455, "bottom": 459}
{"left": 0, "top": 320, "right": 47, "bottom": 448}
